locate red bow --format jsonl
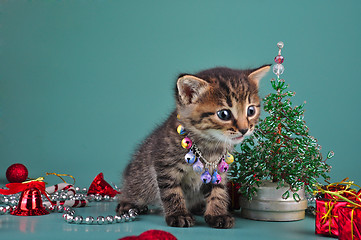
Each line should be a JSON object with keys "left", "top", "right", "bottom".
{"left": 0, "top": 180, "right": 54, "bottom": 205}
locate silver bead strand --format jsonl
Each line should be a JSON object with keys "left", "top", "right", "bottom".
{"left": 61, "top": 206, "right": 137, "bottom": 225}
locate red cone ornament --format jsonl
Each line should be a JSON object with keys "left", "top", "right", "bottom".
{"left": 11, "top": 187, "right": 49, "bottom": 216}
{"left": 87, "top": 173, "right": 120, "bottom": 197}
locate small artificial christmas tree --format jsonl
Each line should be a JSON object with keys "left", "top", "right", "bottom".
{"left": 229, "top": 42, "right": 333, "bottom": 201}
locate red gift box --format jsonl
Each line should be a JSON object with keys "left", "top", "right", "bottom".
{"left": 338, "top": 206, "right": 361, "bottom": 240}
{"left": 315, "top": 179, "right": 361, "bottom": 238}
{"left": 315, "top": 199, "right": 348, "bottom": 237}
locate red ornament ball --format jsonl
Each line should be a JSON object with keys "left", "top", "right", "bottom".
{"left": 6, "top": 163, "right": 29, "bottom": 183}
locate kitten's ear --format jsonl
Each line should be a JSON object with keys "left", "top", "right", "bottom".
{"left": 248, "top": 64, "right": 271, "bottom": 87}
{"left": 177, "top": 75, "right": 209, "bottom": 105}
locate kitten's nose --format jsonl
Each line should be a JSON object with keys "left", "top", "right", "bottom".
{"left": 240, "top": 128, "right": 248, "bottom": 135}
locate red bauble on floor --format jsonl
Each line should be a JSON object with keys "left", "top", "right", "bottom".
{"left": 6, "top": 163, "right": 29, "bottom": 183}
{"left": 119, "top": 230, "right": 177, "bottom": 240}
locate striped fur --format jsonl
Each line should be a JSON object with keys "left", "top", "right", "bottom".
{"left": 117, "top": 66, "right": 270, "bottom": 228}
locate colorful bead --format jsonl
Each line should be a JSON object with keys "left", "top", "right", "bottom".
{"left": 185, "top": 150, "right": 196, "bottom": 164}
{"left": 211, "top": 170, "right": 221, "bottom": 184}
{"left": 177, "top": 124, "right": 186, "bottom": 135}
{"left": 201, "top": 170, "right": 212, "bottom": 184}
{"left": 225, "top": 152, "right": 234, "bottom": 164}
{"left": 218, "top": 159, "right": 229, "bottom": 173}
{"left": 181, "top": 137, "right": 192, "bottom": 149}
{"left": 274, "top": 55, "right": 284, "bottom": 64}
{"left": 192, "top": 159, "right": 204, "bottom": 173}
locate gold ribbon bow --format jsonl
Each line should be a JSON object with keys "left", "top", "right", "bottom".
{"left": 22, "top": 176, "right": 45, "bottom": 184}
{"left": 314, "top": 178, "right": 361, "bottom": 207}
{"left": 46, "top": 172, "right": 76, "bottom": 185}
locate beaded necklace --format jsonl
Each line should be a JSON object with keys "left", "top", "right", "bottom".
{"left": 176, "top": 122, "right": 234, "bottom": 184}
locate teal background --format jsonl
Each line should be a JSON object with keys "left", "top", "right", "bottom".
{"left": 1, "top": 1, "right": 361, "bottom": 189}
{"left": 1, "top": 1, "right": 361, "bottom": 240}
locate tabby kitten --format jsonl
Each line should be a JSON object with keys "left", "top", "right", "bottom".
{"left": 117, "top": 65, "right": 270, "bottom": 228}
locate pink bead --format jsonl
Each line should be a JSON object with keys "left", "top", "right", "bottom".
{"left": 274, "top": 55, "right": 284, "bottom": 64}
{"left": 218, "top": 159, "right": 229, "bottom": 173}
{"left": 181, "top": 137, "right": 192, "bottom": 149}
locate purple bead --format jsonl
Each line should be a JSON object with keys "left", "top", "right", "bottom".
{"left": 200, "top": 170, "right": 211, "bottom": 184}
{"left": 218, "top": 159, "right": 229, "bottom": 173}
{"left": 211, "top": 170, "right": 221, "bottom": 184}
{"left": 192, "top": 159, "right": 204, "bottom": 173}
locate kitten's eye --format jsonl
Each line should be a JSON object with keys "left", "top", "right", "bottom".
{"left": 247, "top": 106, "right": 256, "bottom": 117}
{"left": 217, "top": 109, "right": 232, "bottom": 121}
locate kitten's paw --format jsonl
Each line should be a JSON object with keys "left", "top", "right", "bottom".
{"left": 205, "top": 214, "right": 234, "bottom": 229}
{"left": 165, "top": 213, "right": 195, "bottom": 227}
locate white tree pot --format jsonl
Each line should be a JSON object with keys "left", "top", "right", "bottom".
{"left": 240, "top": 181, "right": 307, "bottom": 221}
